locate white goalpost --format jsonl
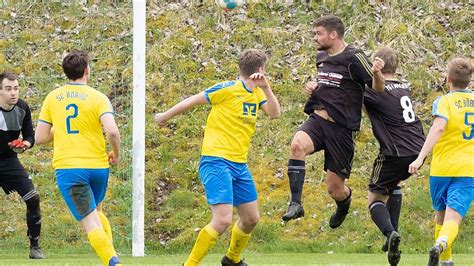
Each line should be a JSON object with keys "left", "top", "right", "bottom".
{"left": 132, "top": 0, "right": 146, "bottom": 257}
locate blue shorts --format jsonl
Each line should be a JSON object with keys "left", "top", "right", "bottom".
{"left": 430, "top": 176, "right": 474, "bottom": 217}
{"left": 56, "top": 168, "right": 109, "bottom": 221}
{"left": 199, "top": 156, "right": 257, "bottom": 206}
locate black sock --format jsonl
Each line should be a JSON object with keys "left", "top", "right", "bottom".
{"left": 369, "top": 200, "right": 394, "bottom": 237}
{"left": 335, "top": 186, "right": 351, "bottom": 213}
{"left": 25, "top": 195, "right": 41, "bottom": 247}
{"left": 287, "top": 159, "right": 305, "bottom": 204}
{"left": 386, "top": 189, "right": 402, "bottom": 232}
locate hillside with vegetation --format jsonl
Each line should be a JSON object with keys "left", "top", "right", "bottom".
{"left": 1, "top": 0, "right": 473, "bottom": 257}
{"left": 1, "top": 1, "right": 133, "bottom": 253}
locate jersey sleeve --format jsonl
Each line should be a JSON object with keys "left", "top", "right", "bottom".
{"left": 38, "top": 94, "right": 52, "bottom": 125}
{"left": 432, "top": 96, "right": 449, "bottom": 121}
{"left": 98, "top": 93, "right": 114, "bottom": 119}
{"left": 256, "top": 87, "right": 268, "bottom": 108}
{"left": 204, "top": 81, "right": 235, "bottom": 105}
{"left": 20, "top": 101, "right": 35, "bottom": 147}
{"left": 349, "top": 51, "right": 374, "bottom": 88}
{"left": 363, "top": 86, "right": 379, "bottom": 106}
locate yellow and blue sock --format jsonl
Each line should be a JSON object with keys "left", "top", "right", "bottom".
{"left": 437, "top": 221, "right": 458, "bottom": 260}
{"left": 87, "top": 228, "right": 121, "bottom": 266}
{"left": 434, "top": 223, "right": 452, "bottom": 261}
{"left": 98, "top": 211, "right": 113, "bottom": 242}
{"left": 226, "top": 223, "right": 251, "bottom": 263}
{"left": 185, "top": 224, "right": 220, "bottom": 266}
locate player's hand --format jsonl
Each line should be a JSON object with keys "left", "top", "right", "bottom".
{"left": 372, "top": 57, "right": 385, "bottom": 74}
{"left": 108, "top": 151, "right": 120, "bottom": 165}
{"left": 304, "top": 81, "right": 318, "bottom": 95}
{"left": 250, "top": 73, "right": 270, "bottom": 90}
{"left": 408, "top": 158, "right": 423, "bottom": 174}
{"left": 8, "top": 139, "right": 29, "bottom": 153}
{"left": 155, "top": 113, "right": 168, "bottom": 127}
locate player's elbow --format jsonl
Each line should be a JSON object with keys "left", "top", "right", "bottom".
{"left": 269, "top": 111, "right": 281, "bottom": 119}
{"left": 106, "top": 129, "right": 121, "bottom": 140}
{"left": 34, "top": 137, "right": 44, "bottom": 145}
{"left": 34, "top": 133, "right": 47, "bottom": 145}
{"left": 432, "top": 125, "right": 445, "bottom": 136}
{"left": 266, "top": 105, "right": 281, "bottom": 119}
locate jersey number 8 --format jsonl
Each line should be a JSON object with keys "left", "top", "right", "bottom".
{"left": 400, "top": 96, "right": 415, "bottom": 123}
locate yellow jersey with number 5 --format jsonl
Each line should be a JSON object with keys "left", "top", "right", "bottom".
{"left": 38, "top": 84, "right": 114, "bottom": 169}
{"left": 201, "top": 80, "right": 267, "bottom": 163}
{"left": 431, "top": 89, "right": 474, "bottom": 177}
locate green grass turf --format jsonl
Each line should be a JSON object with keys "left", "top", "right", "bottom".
{"left": 0, "top": 252, "right": 472, "bottom": 265}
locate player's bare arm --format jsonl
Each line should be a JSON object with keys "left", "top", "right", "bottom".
{"left": 101, "top": 113, "right": 121, "bottom": 165}
{"left": 35, "top": 123, "right": 53, "bottom": 144}
{"left": 408, "top": 117, "right": 447, "bottom": 174}
{"left": 250, "top": 73, "right": 281, "bottom": 119}
{"left": 372, "top": 57, "right": 385, "bottom": 92}
{"left": 155, "top": 91, "right": 208, "bottom": 126}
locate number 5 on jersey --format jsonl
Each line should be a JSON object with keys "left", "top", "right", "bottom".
{"left": 463, "top": 112, "right": 474, "bottom": 140}
{"left": 66, "top": 103, "right": 79, "bottom": 134}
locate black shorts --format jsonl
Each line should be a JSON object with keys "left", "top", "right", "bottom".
{"left": 0, "top": 157, "right": 35, "bottom": 198}
{"left": 369, "top": 153, "right": 417, "bottom": 195}
{"left": 299, "top": 113, "right": 356, "bottom": 179}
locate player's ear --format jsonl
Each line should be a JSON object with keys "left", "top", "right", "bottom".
{"left": 85, "top": 65, "right": 91, "bottom": 77}
{"left": 446, "top": 76, "right": 452, "bottom": 87}
{"left": 329, "top": 30, "right": 338, "bottom": 40}
{"left": 258, "top": 66, "right": 264, "bottom": 73}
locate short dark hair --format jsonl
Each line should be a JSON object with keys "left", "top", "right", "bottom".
{"left": 313, "top": 15, "right": 345, "bottom": 38}
{"left": 447, "top": 57, "right": 472, "bottom": 89}
{"left": 0, "top": 72, "right": 18, "bottom": 89}
{"left": 373, "top": 47, "right": 398, "bottom": 74}
{"left": 239, "top": 49, "right": 267, "bottom": 77}
{"left": 62, "top": 50, "right": 89, "bottom": 80}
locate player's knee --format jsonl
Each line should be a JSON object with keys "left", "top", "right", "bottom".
{"left": 327, "top": 183, "right": 344, "bottom": 198}
{"left": 367, "top": 192, "right": 383, "bottom": 206}
{"left": 327, "top": 186, "right": 336, "bottom": 197}
{"left": 212, "top": 214, "right": 233, "bottom": 232}
{"left": 290, "top": 139, "right": 307, "bottom": 157}
{"left": 241, "top": 212, "right": 260, "bottom": 227}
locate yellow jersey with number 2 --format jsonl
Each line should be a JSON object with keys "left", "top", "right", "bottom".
{"left": 38, "top": 83, "right": 114, "bottom": 169}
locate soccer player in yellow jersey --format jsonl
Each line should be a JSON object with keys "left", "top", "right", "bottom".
{"left": 34, "top": 50, "right": 121, "bottom": 266}
{"left": 409, "top": 57, "right": 473, "bottom": 266}
{"left": 156, "top": 49, "right": 280, "bottom": 266}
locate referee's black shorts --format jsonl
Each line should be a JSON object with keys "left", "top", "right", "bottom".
{"left": 0, "top": 157, "right": 35, "bottom": 198}
{"left": 298, "top": 113, "right": 356, "bottom": 179}
{"left": 369, "top": 153, "right": 417, "bottom": 195}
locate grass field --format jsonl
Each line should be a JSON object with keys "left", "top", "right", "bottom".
{"left": 1, "top": 252, "right": 473, "bottom": 266}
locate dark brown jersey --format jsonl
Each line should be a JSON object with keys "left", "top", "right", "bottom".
{"left": 304, "top": 45, "right": 374, "bottom": 131}
{"left": 364, "top": 80, "right": 425, "bottom": 156}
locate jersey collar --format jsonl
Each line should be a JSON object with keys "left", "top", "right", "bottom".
{"left": 68, "top": 82, "right": 87, "bottom": 86}
{"left": 449, "top": 89, "right": 471, "bottom": 93}
{"left": 240, "top": 79, "right": 253, "bottom": 93}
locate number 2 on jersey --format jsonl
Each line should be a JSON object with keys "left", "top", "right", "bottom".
{"left": 463, "top": 112, "right": 474, "bottom": 140}
{"left": 66, "top": 103, "right": 79, "bottom": 134}
{"left": 400, "top": 96, "right": 415, "bottom": 123}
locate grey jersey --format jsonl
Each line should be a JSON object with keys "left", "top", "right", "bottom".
{"left": 0, "top": 99, "right": 35, "bottom": 160}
